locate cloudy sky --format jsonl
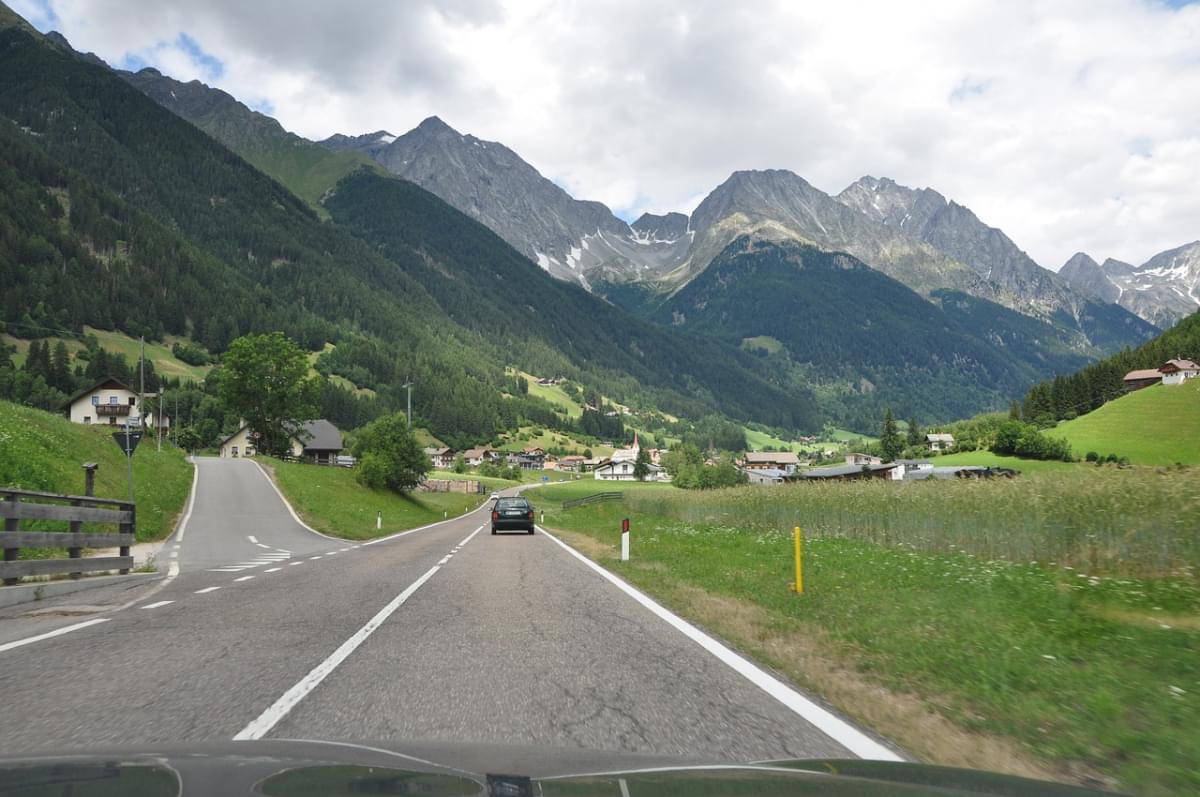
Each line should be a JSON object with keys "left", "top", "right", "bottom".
{"left": 13, "top": 0, "right": 1200, "bottom": 268}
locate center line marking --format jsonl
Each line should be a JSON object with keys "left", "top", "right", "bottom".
{"left": 265, "top": 567, "right": 282, "bottom": 573}
{"left": 0, "top": 618, "right": 109, "bottom": 653}
{"left": 289, "top": 562, "right": 303, "bottom": 566}
{"left": 233, "top": 525, "right": 484, "bottom": 741}
{"left": 309, "top": 556, "right": 322, "bottom": 560}
{"left": 195, "top": 586, "right": 222, "bottom": 594}
{"left": 141, "top": 600, "right": 174, "bottom": 609}
{"left": 234, "top": 575, "right": 255, "bottom": 582}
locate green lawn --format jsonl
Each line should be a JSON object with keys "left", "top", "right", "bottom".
{"left": 263, "top": 459, "right": 486, "bottom": 540}
{"left": 517, "top": 371, "right": 585, "bottom": 419}
{"left": 542, "top": 483, "right": 1200, "bottom": 795}
{"left": 1048, "top": 380, "right": 1200, "bottom": 465}
{"left": 932, "top": 450, "right": 1080, "bottom": 474}
{"left": 0, "top": 400, "right": 193, "bottom": 541}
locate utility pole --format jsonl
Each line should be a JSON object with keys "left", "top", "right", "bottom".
{"left": 402, "top": 379, "right": 413, "bottom": 428}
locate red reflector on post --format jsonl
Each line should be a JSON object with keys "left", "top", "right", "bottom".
{"left": 622, "top": 518, "right": 629, "bottom": 533}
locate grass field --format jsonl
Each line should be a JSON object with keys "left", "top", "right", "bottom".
{"left": 4, "top": 326, "right": 212, "bottom": 383}
{"left": 516, "top": 371, "right": 585, "bottom": 419}
{"left": 0, "top": 400, "right": 193, "bottom": 542}
{"left": 496, "top": 426, "right": 612, "bottom": 457}
{"left": 539, "top": 473, "right": 1200, "bottom": 795}
{"left": 1048, "top": 380, "right": 1200, "bottom": 465}
{"left": 932, "top": 450, "right": 1080, "bottom": 474}
{"left": 263, "top": 459, "right": 486, "bottom": 540}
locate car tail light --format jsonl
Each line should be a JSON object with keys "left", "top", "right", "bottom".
{"left": 527, "top": 510, "right": 534, "bottom": 520}
{"left": 492, "top": 510, "right": 499, "bottom": 521}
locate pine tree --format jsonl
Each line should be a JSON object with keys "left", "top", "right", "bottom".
{"left": 906, "top": 416, "right": 922, "bottom": 448}
{"left": 49, "top": 340, "right": 72, "bottom": 393}
{"left": 879, "top": 408, "right": 903, "bottom": 461}
{"left": 633, "top": 447, "right": 651, "bottom": 481}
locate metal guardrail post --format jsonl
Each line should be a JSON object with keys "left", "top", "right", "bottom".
{"left": 2, "top": 494, "right": 17, "bottom": 586}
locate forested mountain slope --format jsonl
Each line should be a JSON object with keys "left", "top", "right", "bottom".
{"left": 0, "top": 24, "right": 815, "bottom": 439}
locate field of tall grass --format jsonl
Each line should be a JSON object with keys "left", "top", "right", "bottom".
{"left": 622, "top": 468, "right": 1199, "bottom": 576}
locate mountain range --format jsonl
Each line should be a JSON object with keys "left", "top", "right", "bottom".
{"left": 2, "top": 3, "right": 1191, "bottom": 436}
{"left": 1059, "top": 244, "right": 1200, "bottom": 328}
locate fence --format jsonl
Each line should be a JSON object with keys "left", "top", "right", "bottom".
{"left": 561, "top": 491, "right": 624, "bottom": 510}
{"left": 420, "top": 479, "right": 485, "bottom": 494}
{"left": 1, "top": 466, "right": 135, "bottom": 585}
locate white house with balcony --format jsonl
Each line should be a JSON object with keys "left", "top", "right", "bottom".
{"left": 62, "top": 377, "right": 168, "bottom": 430}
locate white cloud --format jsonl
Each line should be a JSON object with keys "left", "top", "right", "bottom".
{"left": 26, "top": 0, "right": 1200, "bottom": 268}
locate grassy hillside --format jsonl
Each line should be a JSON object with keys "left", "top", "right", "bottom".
{"left": 1048, "top": 380, "right": 1200, "bottom": 465}
{"left": 0, "top": 400, "right": 193, "bottom": 540}
{"left": 263, "top": 458, "right": 485, "bottom": 540}
{"left": 3, "top": 326, "right": 210, "bottom": 383}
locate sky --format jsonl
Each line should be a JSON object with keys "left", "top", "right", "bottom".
{"left": 12, "top": 0, "right": 1200, "bottom": 269}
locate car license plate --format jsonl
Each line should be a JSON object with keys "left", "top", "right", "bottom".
{"left": 505, "top": 510, "right": 522, "bottom": 516}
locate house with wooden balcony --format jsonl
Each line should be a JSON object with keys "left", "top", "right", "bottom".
{"left": 62, "top": 377, "right": 168, "bottom": 429}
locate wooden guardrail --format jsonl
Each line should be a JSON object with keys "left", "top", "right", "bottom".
{"left": 1, "top": 465, "right": 136, "bottom": 585}
{"left": 560, "top": 491, "right": 624, "bottom": 510}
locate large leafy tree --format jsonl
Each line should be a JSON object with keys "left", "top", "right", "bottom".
{"left": 352, "top": 413, "right": 430, "bottom": 492}
{"left": 220, "top": 332, "right": 318, "bottom": 456}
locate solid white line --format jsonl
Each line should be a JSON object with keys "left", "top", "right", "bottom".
{"left": 248, "top": 535, "right": 259, "bottom": 544}
{"left": 536, "top": 527, "right": 902, "bottom": 761}
{"left": 251, "top": 461, "right": 345, "bottom": 542}
{"left": 172, "top": 461, "right": 200, "bottom": 544}
{"left": 141, "top": 600, "right": 174, "bottom": 609}
{"left": 265, "top": 567, "right": 282, "bottom": 573}
{"left": 233, "top": 563, "right": 443, "bottom": 740}
{"left": 195, "top": 586, "right": 222, "bottom": 594}
{"left": 234, "top": 576, "right": 255, "bottom": 582}
{"left": 0, "top": 618, "right": 110, "bottom": 654}
{"left": 459, "top": 525, "right": 483, "bottom": 545}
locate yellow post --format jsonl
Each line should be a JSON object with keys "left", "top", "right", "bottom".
{"left": 793, "top": 526, "right": 803, "bottom": 594}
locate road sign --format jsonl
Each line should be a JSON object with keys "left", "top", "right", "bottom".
{"left": 112, "top": 431, "right": 143, "bottom": 455}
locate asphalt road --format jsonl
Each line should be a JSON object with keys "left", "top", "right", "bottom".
{"left": 0, "top": 457, "right": 896, "bottom": 764}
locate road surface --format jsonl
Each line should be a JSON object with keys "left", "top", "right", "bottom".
{"left": 0, "top": 457, "right": 897, "bottom": 763}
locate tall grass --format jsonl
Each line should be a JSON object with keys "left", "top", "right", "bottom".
{"left": 624, "top": 469, "right": 1200, "bottom": 576}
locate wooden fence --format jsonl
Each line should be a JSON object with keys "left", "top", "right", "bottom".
{"left": 560, "top": 492, "right": 624, "bottom": 510}
{"left": 1, "top": 476, "right": 135, "bottom": 585}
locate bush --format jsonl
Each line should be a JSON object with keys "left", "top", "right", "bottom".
{"left": 171, "top": 341, "right": 211, "bottom": 366}
{"left": 356, "top": 453, "right": 388, "bottom": 489}
{"left": 1085, "top": 451, "right": 1099, "bottom": 462}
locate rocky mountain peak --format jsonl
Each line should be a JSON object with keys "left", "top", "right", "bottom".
{"left": 631, "top": 212, "right": 689, "bottom": 242}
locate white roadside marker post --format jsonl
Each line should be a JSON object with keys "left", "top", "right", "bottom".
{"left": 621, "top": 517, "right": 630, "bottom": 561}
{"left": 376, "top": 511, "right": 382, "bottom": 531}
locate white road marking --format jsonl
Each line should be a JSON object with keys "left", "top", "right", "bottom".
{"left": 327, "top": 550, "right": 339, "bottom": 556}
{"left": 255, "top": 543, "right": 271, "bottom": 549}
{"left": 289, "top": 562, "right": 303, "bottom": 567}
{"left": 437, "top": 555, "right": 451, "bottom": 565}
{"left": 173, "top": 462, "right": 199, "bottom": 544}
{"left": 265, "top": 567, "right": 282, "bottom": 573}
{"left": 339, "top": 548, "right": 351, "bottom": 552}
{"left": 537, "top": 527, "right": 903, "bottom": 761}
{"left": 248, "top": 535, "right": 259, "bottom": 544}
{"left": 169, "top": 551, "right": 178, "bottom": 558}
{"left": 234, "top": 525, "right": 485, "bottom": 741}
{"left": 209, "top": 567, "right": 245, "bottom": 573}
{"left": 234, "top": 576, "right": 255, "bottom": 582}
{"left": 195, "top": 586, "right": 222, "bottom": 594}
{"left": 141, "top": 600, "right": 174, "bottom": 609}
{"left": 0, "top": 618, "right": 110, "bottom": 654}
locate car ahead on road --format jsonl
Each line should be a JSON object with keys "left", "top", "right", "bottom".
{"left": 492, "top": 496, "right": 535, "bottom": 535}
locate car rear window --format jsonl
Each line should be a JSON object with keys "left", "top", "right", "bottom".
{"left": 496, "top": 498, "right": 529, "bottom": 510}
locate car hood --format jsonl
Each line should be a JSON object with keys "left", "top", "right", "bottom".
{"left": 0, "top": 739, "right": 1118, "bottom": 796}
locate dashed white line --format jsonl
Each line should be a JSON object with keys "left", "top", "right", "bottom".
{"left": 265, "top": 567, "right": 282, "bottom": 573}
{"left": 309, "top": 556, "right": 322, "bottom": 561}
{"left": 255, "top": 542, "right": 271, "bottom": 549}
{"left": 233, "top": 525, "right": 485, "bottom": 741}
{"left": 141, "top": 600, "right": 174, "bottom": 609}
{"left": 0, "top": 618, "right": 110, "bottom": 653}
{"left": 289, "top": 562, "right": 303, "bottom": 567}
{"left": 234, "top": 576, "right": 255, "bottom": 582}
{"left": 437, "top": 555, "right": 451, "bottom": 565}
{"left": 248, "top": 535, "right": 259, "bottom": 544}
{"left": 195, "top": 586, "right": 222, "bottom": 594}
